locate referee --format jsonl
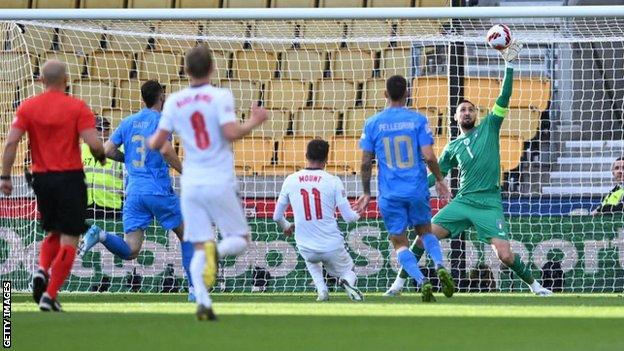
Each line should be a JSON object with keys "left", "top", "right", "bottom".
{"left": 1, "top": 60, "right": 106, "bottom": 312}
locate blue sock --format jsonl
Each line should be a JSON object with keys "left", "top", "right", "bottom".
{"left": 102, "top": 233, "right": 132, "bottom": 260}
{"left": 397, "top": 249, "right": 425, "bottom": 285}
{"left": 421, "top": 233, "right": 444, "bottom": 268}
{"left": 180, "top": 241, "right": 194, "bottom": 288}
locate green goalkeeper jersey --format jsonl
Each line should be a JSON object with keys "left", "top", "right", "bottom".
{"left": 428, "top": 66, "right": 514, "bottom": 197}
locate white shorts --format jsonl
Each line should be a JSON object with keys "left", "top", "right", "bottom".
{"left": 298, "top": 246, "right": 355, "bottom": 279}
{"left": 180, "top": 183, "right": 249, "bottom": 243}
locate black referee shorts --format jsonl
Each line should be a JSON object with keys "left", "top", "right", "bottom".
{"left": 32, "top": 170, "right": 88, "bottom": 236}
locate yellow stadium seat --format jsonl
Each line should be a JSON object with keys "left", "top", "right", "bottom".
{"left": 233, "top": 50, "right": 278, "bottom": 80}
{"left": 167, "top": 79, "right": 190, "bottom": 95}
{"left": 500, "top": 136, "right": 523, "bottom": 172}
{"left": 251, "top": 110, "right": 290, "bottom": 138}
{"left": 397, "top": 19, "right": 445, "bottom": 47}
{"left": 332, "top": 50, "right": 375, "bottom": 80}
{"left": 22, "top": 27, "right": 55, "bottom": 55}
{"left": 328, "top": 136, "right": 361, "bottom": 174}
{"left": 266, "top": 80, "right": 310, "bottom": 110}
{"left": 501, "top": 107, "right": 541, "bottom": 140}
{"left": 101, "top": 108, "right": 132, "bottom": 129}
{"left": 106, "top": 23, "right": 153, "bottom": 52}
{"left": 315, "top": 80, "right": 357, "bottom": 109}
{"left": 348, "top": 20, "right": 391, "bottom": 50}
{"left": 292, "top": 110, "right": 338, "bottom": 139}
{"left": 44, "top": 51, "right": 85, "bottom": 81}
{"left": 383, "top": 48, "right": 411, "bottom": 78}
{"left": 320, "top": 0, "right": 364, "bottom": 6}
{"left": 511, "top": 78, "right": 550, "bottom": 110}
{"left": 0, "top": 0, "right": 29, "bottom": 8}
{"left": 88, "top": 51, "right": 133, "bottom": 80}
{"left": 364, "top": 79, "right": 386, "bottom": 109}
{"left": 0, "top": 52, "right": 32, "bottom": 82}
{"left": 464, "top": 77, "right": 499, "bottom": 108}
{"left": 137, "top": 51, "right": 182, "bottom": 83}
{"left": 24, "top": 80, "right": 45, "bottom": 100}
{"left": 367, "top": 0, "right": 412, "bottom": 6}
{"left": 117, "top": 80, "right": 143, "bottom": 112}
{"left": 175, "top": 0, "right": 219, "bottom": 7}
{"left": 343, "top": 109, "right": 378, "bottom": 136}
{"left": 0, "top": 82, "right": 17, "bottom": 112}
{"left": 300, "top": 21, "right": 346, "bottom": 50}
{"left": 80, "top": 0, "right": 124, "bottom": 7}
{"left": 233, "top": 137, "right": 274, "bottom": 175}
{"left": 416, "top": 107, "right": 444, "bottom": 136}
{"left": 219, "top": 80, "right": 261, "bottom": 112}
{"left": 253, "top": 21, "right": 297, "bottom": 50}
{"left": 32, "top": 0, "right": 78, "bottom": 8}
{"left": 129, "top": 0, "right": 174, "bottom": 7}
{"left": 271, "top": 0, "right": 315, "bottom": 7}
{"left": 224, "top": 0, "right": 268, "bottom": 7}
{"left": 280, "top": 137, "right": 309, "bottom": 168}
{"left": 282, "top": 50, "right": 326, "bottom": 81}
{"left": 59, "top": 28, "right": 102, "bottom": 54}
{"left": 72, "top": 80, "right": 114, "bottom": 113}
{"left": 433, "top": 135, "right": 448, "bottom": 157}
{"left": 416, "top": 0, "right": 448, "bottom": 5}
{"left": 412, "top": 76, "right": 447, "bottom": 109}
{"left": 155, "top": 21, "right": 199, "bottom": 53}
{"left": 202, "top": 21, "right": 250, "bottom": 51}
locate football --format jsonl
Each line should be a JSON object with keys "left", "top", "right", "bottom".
{"left": 487, "top": 24, "right": 512, "bottom": 50}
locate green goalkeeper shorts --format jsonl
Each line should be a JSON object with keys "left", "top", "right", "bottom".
{"left": 432, "top": 192, "right": 509, "bottom": 243}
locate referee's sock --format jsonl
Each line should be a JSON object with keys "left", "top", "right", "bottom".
{"left": 396, "top": 247, "right": 425, "bottom": 286}
{"left": 102, "top": 233, "right": 132, "bottom": 260}
{"left": 421, "top": 233, "right": 444, "bottom": 269}
{"left": 39, "top": 233, "right": 60, "bottom": 272}
{"left": 46, "top": 245, "right": 76, "bottom": 300}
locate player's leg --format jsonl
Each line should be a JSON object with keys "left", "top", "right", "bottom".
{"left": 209, "top": 187, "right": 250, "bottom": 259}
{"left": 32, "top": 231, "right": 60, "bottom": 303}
{"left": 322, "top": 248, "right": 362, "bottom": 302}
{"left": 490, "top": 238, "right": 551, "bottom": 296}
{"left": 300, "top": 250, "right": 329, "bottom": 301}
{"left": 40, "top": 233, "right": 80, "bottom": 312}
{"left": 413, "top": 223, "right": 455, "bottom": 298}
{"left": 172, "top": 224, "right": 195, "bottom": 302}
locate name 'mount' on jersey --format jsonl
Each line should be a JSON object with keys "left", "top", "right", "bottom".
{"left": 360, "top": 106, "right": 433, "bottom": 199}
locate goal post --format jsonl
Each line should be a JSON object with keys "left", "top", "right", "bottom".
{"left": 1, "top": 6, "right": 624, "bottom": 293}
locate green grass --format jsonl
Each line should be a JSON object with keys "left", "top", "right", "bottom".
{"left": 9, "top": 293, "right": 624, "bottom": 351}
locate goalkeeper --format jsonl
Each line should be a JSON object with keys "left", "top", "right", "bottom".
{"left": 385, "top": 42, "right": 552, "bottom": 297}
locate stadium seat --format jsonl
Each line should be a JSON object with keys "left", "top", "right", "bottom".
{"left": 80, "top": 0, "right": 124, "bottom": 7}
{"left": 416, "top": 107, "right": 444, "bottom": 136}
{"left": 59, "top": 28, "right": 103, "bottom": 54}
{"left": 175, "top": 0, "right": 219, "bottom": 7}
{"left": 0, "top": 0, "right": 29, "bottom": 8}
{"left": 320, "top": 0, "right": 364, "bottom": 7}
{"left": 128, "top": 0, "right": 174, "bottom": 7}
{"left": 266, "top": 80, "right": 310, "bottom": 110}
{"left": 383, "top": 48, "right": 411, "bottom": 79}
{"left": 117, "top": 80, "right": 143, "bottom": 112}
{"left": 314, "top": 80, "right": 357, "bottom": 109}
{"left": 292, "top": 110, "right": 338, "bottom": 139}
{"left": 271, "top": 0, "right": 316, "bottom": 7}
{"left": 45, "top": 51, "right": 85, "bottom": 81}
{"left": 137, "top": 51, "right": 182, "bottom": 83}
{"left": 88, "top": 51, "right": 133, "bottom": 80}
{"left": 101, "top": 108, "right": 132, "bottom": 129}
{"left": 72, "top": 80, "right": 114, "bottom": 113}
{"left": 219, "top": 79, "right": 261, "bottom": 112}
{"left": 32, "top": 0, "right": 78, "bottom": 8}
{"left": 224, "top": 0, "right": 268, "bottom": 7}
{"left": 251, "top": 110, "right": 290, "bottom": 138}
{"left": 364, "top": 79, "right": 387, "bottom": 109}
{"left": 167, "top": 79, "right": 190, "bottom": 95}
{"left": 510, "top": 78, "right": 550, "bottom": 110}
{"left": 23, "top": 27, "right": 56, "bottom": 55}
{"left": 282, "top": 50, "right": 325, "bottom": 81}
{"left": 202, "top": 21, "right": 251, "bottom": 51}
{"left": 433, "top": 135, "right": 448, "bottom": 157}
{"left": 500, "top": 136, "right": 524, "bottom": 172}
{"left": 416, "top": 0, "right": 447, "bottom": 5}
{"left": 332, "top": 50, "right": 375, "bottom": 80}
{"left": 155, "top": 21, "right": 199, "bottom": 53}
{"left": 279, "top": 137, "right": 309, "bottom": 169}
{"left": 253, "top": 21, "right": 297, "bottom": 50}
{"left": 367, "top": 0, "right": 412, "bottom": 6}
{"left": 328, "top": 136, "right": 361, "bottom": 174}
{"left": 412, "top": 76, "right": 447, "bottom": 109}
{"left": 397, "top": 19, "right": 445, "bottom": 47}
{"left": 300, "top": 21, "right": 346, "bottom": 50}
{"left": 464, "top": 77, "right": 500, "bottom": 108}
{"left": 106, "top": 23, "right": 153, "bottom": 52}
{"left": 348, "top": 20, "right": 391, "bottom": 50}
{"left": 0, "top": 52, "right": 31, "bottom": 82}
{"left": 233, "top": 50, "right": 278, "bottom": 80}
{"left": 0, "top": 82, "right": 17, "bottom": 112}
{"left": 343, "top": 109, "right": 378, "bottom": 135}
{"left": 233, "top": 137, "right": 274, "bottom": 175}
{"left": 24, "top": 80, "right": 45, "bottom": 100}
{"left": 501, "top": 107, "right": 541, "bottom": 140}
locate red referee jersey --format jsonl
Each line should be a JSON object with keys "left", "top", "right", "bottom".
{"left": 11, "top": 90, "right": 95, "bottom": 173}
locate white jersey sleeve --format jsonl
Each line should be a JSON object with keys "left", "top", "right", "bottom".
{"left": 158, "top": 94, "right": 176, "bottom": 132}
{"left": 217, "top": 89, "right": 237, "bottom": 126}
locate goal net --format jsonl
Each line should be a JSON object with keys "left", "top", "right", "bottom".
{"left": 1, "top": 14, "right": 623, "bottom": 293}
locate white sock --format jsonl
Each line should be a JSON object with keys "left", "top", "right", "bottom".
{"left": 340, "top": 270, "right": 357, "bottom": 287}
{"left": 218, "top": 236, "right": 248, "bottom": 258}
{"left": 529, "top": 280, "right": 542, "bottom": 291}
{"left": 98, "top": 230, "right": 107, "bottom": 242}
{"left": 305, "top": 261, "right": 328, "bottom": 293}
{"left": 190, "top": 250, "right": 212, "bottom": 307}
{"left": 391, "top": 277, "right": 407, "bottom": 291}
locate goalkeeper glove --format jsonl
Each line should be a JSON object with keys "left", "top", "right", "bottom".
{"left": 501, "top": 41, "right": 522, "bottom": 63}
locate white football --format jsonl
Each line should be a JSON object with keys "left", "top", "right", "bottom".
{"left": 486, "top": 24, "right": 512, "bottom": 51}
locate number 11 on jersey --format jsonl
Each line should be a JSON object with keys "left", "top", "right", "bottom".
{"left": 300, "top": 188, "right": 322, "bottom": 221}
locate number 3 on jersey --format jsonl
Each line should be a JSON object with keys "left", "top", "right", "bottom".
{"left": 191, "top": 111, "right": 210, "bottom": 149}
{"left": 300, "top": 188, "right": 322, "bottom": 221}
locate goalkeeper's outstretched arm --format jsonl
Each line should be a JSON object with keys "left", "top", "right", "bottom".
{"left": 493, "top": 41, "right": 522, "bottom": 118}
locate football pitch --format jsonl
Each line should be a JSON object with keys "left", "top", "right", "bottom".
{"left": 10, "top": 293, "right": 624, "bottom": 351}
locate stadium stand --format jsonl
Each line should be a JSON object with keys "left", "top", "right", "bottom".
{"left": 271, "top": 0, "right": 316, "bottom": 7}
{"left": 72, "top": 80, "right": 114, "bottom": 113}
{"left": 265, "top": 80, "right": 310, "bottom": 110}
{"left": 292, "top": 109, "right": 338, "bottom": 139}
{"left": 88, "top": 51, "right": 133, "bottom": 80}
{"left": 314, "top": 80, "right": 357, "bottom": 109}
{"left": 80, "top": 0, "right": 125, "bottom": 8}
{"left": 128, "top": 0, "right": 174, "bottom": 7}
{"left": 32, "top": 0, "right": 78, "bottom": 8}
{"left": 174, "top": 0, "right": 219, "bottom": 7}
{"left": 137, "top": 51, "right": 182, "bottom": 83}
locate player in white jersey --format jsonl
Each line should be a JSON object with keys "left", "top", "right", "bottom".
{"left": 149, "top": 45, "right": 268, "bottom": 321}
{"left": 273, "top": 139, "right": 363, "bottom": 302}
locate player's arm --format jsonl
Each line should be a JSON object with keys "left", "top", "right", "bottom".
{"left": 334, "top": 177, "right": 360, "bottom": 223}
{"left": 426, "top": 146, "right": 455, "bottom": 188}
{"left": 81, "top": 128, "right": 106, "bottom": 166}
{"left": 104, "top": 140, "right": 124, "bottom": 162}
{"left": 273, "top": 181, "right": 293, "bottom": 236}
{"left": 421, "top": 145, "right": 451, "bottom": 200}
{"left": 160, "top": 141, "right": 183, "bottom": 174}
{"left": 222, "top": 102, "right": 268, "bottom": 142}
{"left": 492, "top": 42, "right": 522, "bottom": 119}
{"left": 1, "top": 127, "right": 25, "bottom": 195}
{"left": 355, "top": 120, "right": 375, "bottom": 214}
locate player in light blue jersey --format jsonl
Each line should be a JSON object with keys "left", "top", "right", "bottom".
{"left": 80, "top": 80, "right": 195, "bottom": 300}
{"left": 355, "top": 75, "right": 454, "bottom": 302}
